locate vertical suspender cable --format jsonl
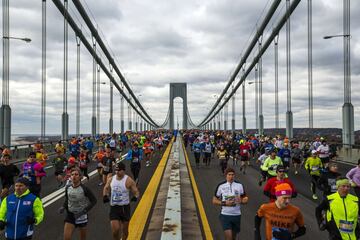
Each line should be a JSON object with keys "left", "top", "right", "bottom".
{"left": 62, "top": 0, "right": 68, "bottom": 140}
{"left": 41, "top": 0, "right": 46, "bottom": 140}
{"left": 91, "top": 37, "right": 96, "bottom": 136}
{"left": 76, "top": 35, "right": 80, "bottom": 135}
{"left": 242, "top": 66, "right": 246, "bottom": 134}
{"left": 286, "top": 0, "right": 293, "bottom": 139}
{"left": 120, "top": 82, "right": 124, "bottom": 133}
{"left": 109, "top": 64, "right": 113, "bottom": 134}
{"left": 308, "top": 0, "right": 313, "bottom": 128}
{"left": 255, "top": 64, "right": 258, "bottom": 131}
{"left": 258, "top": 36, "right": 263, "bottom": 135}
{"left": 97, "top": 64, "right": 100, "bottom": 134}
{"left": 274, "top": 35, "right": 279, "bottom": 129}
{"left": 231, "top": 83, "right": 235, "bottom": 132}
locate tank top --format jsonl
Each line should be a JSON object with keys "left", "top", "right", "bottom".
{"left": 110, "top": 175, "right": 130, "bottom": 206}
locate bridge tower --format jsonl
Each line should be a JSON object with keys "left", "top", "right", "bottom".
{"left": 169, "top": 83, "right": 188, "bottom": 129}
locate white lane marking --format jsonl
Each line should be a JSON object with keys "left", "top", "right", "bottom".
{"left": 161, "top": 139, "right": 182, "bottom": 240}
{"left": 42, "top": 153, "right": 128, "bottom": 207}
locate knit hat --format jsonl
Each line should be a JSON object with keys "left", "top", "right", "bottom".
{"left": 16, "top": 177, "right": 30, "bottom": 187}
{"left": 275, "top": 183, "right": 292, "bottom": 197}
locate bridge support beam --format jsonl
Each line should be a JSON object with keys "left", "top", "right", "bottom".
{"left": 169, "top": 83, "right": 188, "bottom": 129}
{"left": 0, "top": 105, "right": 11, "bottom": 146}
{"left": 286, "top": 111, "right": 293, "bottom": 139}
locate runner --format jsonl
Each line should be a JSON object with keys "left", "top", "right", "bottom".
{"left": 318, "top": 162, "right": 341, "bottom": 197}
{"left": 239, "top": 139, "right": 251, "bottom": 175}
{"left": 261, "top": 150, "right": 283, "bottom": 179}
{"left": 217, "top": 145, "right": 228, "bottom": 175}
{"left": 304, "top": 150, "right": 323, "bottom": 200}
{"left": 102, "top": 146, "right": 116, "bottom": 184}
{"left": 255, "top": 183, "right": 306, "bottom": 240}
{"left": 257, "top": 149, "right": 270, "bottom": 186}
{"left": 103, "top": 162, "right": 140, "bottom": 240}
{"left": 192, "top": 138, "right": 203, "bottom": 169}
{"left": 317, "top": 139, "right": 330, "bottom": 168}
{"left": 53, "top": 150, "right": 67, "bottom": 188}
{"left": 143, "top": 138, "right": 154, "bottom": 167}
{"left": 291, "top": 143, "right": 303, "bottom": 175}
{"left": 263, "top": 165, "right": 297, "bottom": 202}
{"left": 316, "top": 177, "right": 359, "bottom": 240}
{"left": 78, "top": 147, "right": 90, "bottom": 181}
{"left": 0, "top": 154, "right": 20, "bottom": 198}
{"left": 60, "top": 167, "right": 97, "bottom": 240}
{"left": 203, "top": 139, "right": 212, "bottom": 166}
{"left": 277, "top": 143, "right": 292, "bottom": 171}
{"left": 93, "top": 147, "right": 105, "bottom": 186}
{"left": 212, "top": 168, "right": 248, "bottom": 240}
{"left": 0, "top": 177, "right": 44, "bottom": 240}
{"left": 55, "top": 140, "right": 66, "bottom": 155}
{"left": 346, "top": 159, "right": 360, "bottom": 198}
{"left": 125, "top": 142, "right": 143, "bottom": 184}
{"left": 21, "top": 152, "right": 45, "bottom": 197}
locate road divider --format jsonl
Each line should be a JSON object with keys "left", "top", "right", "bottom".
{"left": 183, "top": 143, "right": 213, "bottom": 240}
{"left": 128, "top": 140, "right": 173, "bottom": 240}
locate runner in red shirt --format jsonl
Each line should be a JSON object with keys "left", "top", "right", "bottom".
{"left": 263, "top": 165, "right": 297, "bottom": 202}
{"left": 239, "top": 140, "right": 251, "bottom": 174}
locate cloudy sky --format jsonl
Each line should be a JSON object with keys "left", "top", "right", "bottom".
{"left": 2, "top": 0, "right": 360, "bottom": 135}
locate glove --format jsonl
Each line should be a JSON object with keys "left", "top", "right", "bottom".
{"left": 73, "top": 210, "right": 86, "bottom": 219}
{"left": 272, "top": 229, "right": 291, "bottom": 240}
{"left": 268, "top": 166, "right": 273, "bottom": 171}
{"left": 319, "top": 222, "right": 327, "bottom": 231}
{"left": 131, "top": 196, "right": 138, "bottom": 202}
{"left": 26, "top": 217, "right": 37, "bottom": 225}
{"left": 58, "top": 207, "right": 65, "bottom": 214}
{"left": 103, "top": 195, "right": 110, "bottom": 203}
{"left": 0, "top": 220, "right": 6, "bottom": 230}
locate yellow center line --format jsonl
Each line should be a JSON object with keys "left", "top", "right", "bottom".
{"left": 128, "top": 140, "right": 173, "bottom": 240}
{"left": 182, "top": 142, "right": 214, "bottom": 240}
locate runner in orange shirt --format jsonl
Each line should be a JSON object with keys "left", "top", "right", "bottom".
{"left": 143, "top": 138, "right": 154, "bottom": 167}
{"left": 93, "top": 147, "right": 105, "bottom": 186}
{"left": 254, "top": 183, "right": 306, "bottom": 240}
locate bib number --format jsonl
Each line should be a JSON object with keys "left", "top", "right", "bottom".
{"left": 112, "top": 192, "right": 123, "bottom": 203}
{"left": 339, "top": 220, "right": 354, "bottom": 233}
{"left": 311, "top": 166, "right": 319, "bottom": 171}
{"left": 75, "top": 214, "right": 88, "bottom": 225}
{"left": 132, "top": 158, "right": 139, "bottom": 163}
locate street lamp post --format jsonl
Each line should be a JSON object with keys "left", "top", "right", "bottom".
{"left": 0, "top": 0, "right": 31, "bottom": 146}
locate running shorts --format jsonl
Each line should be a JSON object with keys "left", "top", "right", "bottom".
{"left": 109, "top": 204, "right": 131, "bottom": 222}
{"left": 219, "top": 214, "right": 241, "bottom": 233}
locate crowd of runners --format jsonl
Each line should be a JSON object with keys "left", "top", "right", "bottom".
{"left": 182, "top": 130, "right": 359, "bottom": 240}
{"left": 0, "top": 129, "right": 359, "bottom": 239}
{"left": 0, "top": 130, "right": 173, "bottom": 240}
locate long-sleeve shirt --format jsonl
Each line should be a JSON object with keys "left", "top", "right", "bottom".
{"left": 346, "top": 166, "right": 360, "bottom": 187}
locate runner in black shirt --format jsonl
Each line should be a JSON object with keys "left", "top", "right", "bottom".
{"left": 0, "top": 154, "right": 20, "bottom": 198}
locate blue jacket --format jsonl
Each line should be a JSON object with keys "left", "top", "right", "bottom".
{"left": 0, "top": 190, "right": 44, "bottom": 239}
{"left": 126, "top": 149, "right": 143, "bottom": 162}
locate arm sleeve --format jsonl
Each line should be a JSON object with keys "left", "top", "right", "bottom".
{"left": 346, "top": 168, "right": 355, "bottom": 180}
{"left": 63, "top": 186, "right": 69, "bottom": 210}
{"left": 33, "top": 197, "right": 44, "bottom": 225}
{"left": 315, "top": 199, "right": 329, "bottom": 225}
{"left": 83, "top": 185, "right": 97, "bottom": 212}
{"left": 292, "top": 226, "right": 306, "bottom": 239}
{"left": 254, "top": 214, "right": 262, "bottom": 232}
{"left": 0, "top": 198, "right": 7, "bottom": 222}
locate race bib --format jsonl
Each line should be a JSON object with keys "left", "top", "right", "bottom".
{"left": 283, "top": 157, "right": 290, "bottom": 162}
{"left": 311, "top": 166, "right": 319, "bottom": 171}
{"left": 112, "top": 192, "right": 123, "bottom": 203}
{"left": 133, "top": 158, "right": 139, "bottom": 163}
{"left": 339, "top": 220, "right": 354, "bottom": 233}
{"left": 103, "top": 166, "right": 110, "bottom": 172}
{"left": 75, "top": 214, "right": 88, "bottom": 224}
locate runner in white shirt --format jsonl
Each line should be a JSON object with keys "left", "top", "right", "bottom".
{"left": 213, "top": 168, "right": 248, "bottom": 240}
{"left": 103, "top": 162, "right": 140, "bottom": 240}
